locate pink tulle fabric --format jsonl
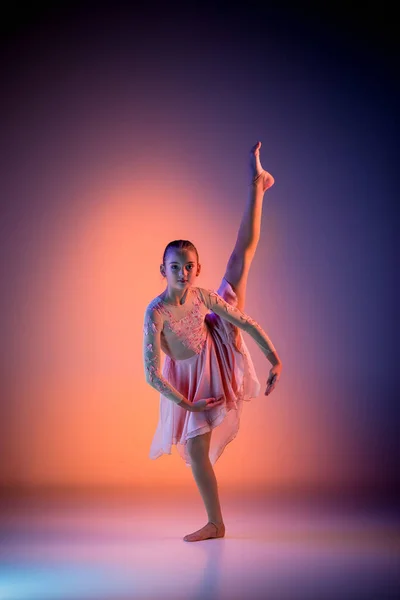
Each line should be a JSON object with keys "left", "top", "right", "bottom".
{"left": 149, "top": 277, "right": 261, "bottom": 467}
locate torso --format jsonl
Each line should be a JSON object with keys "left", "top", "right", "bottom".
{"left": 152, "top": 287, "right": 210, "bottom": 360}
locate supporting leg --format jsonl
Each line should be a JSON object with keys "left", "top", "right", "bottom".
{"left": 184, "top": 432, "right": 226, "bottom": 542}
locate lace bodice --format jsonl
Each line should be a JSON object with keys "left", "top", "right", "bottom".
{"left": 159, "top": 288, "right": 209, "bottom": 359}
{"left": 142, "top": 287, "right": 209, "bottom": 362}
{"left": 143, "top": 285, "right": 277, "bottom": 405}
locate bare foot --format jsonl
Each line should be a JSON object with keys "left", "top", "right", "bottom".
{"left": 249, "top": 141, "right": 275, "bottom": 192}
{"left": 183, "top": 521, "right": 225, "bottom": 542}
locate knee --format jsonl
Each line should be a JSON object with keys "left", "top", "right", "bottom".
{"left": 187, "top": 434, "right": 210, "bottom": 464}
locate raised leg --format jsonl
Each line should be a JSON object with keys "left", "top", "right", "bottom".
{"left": 184, "top": 431, "right": 226, "bottom": 542}
{"left": 223, "top": 142, "right": 274, "bottom": 311}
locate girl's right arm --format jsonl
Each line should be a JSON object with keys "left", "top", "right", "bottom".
{"left": 143, "top": 305, "right": 195, "bottom": 411}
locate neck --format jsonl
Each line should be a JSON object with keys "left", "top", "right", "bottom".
{"left": 163, "top": 286, "right": 190, "bottom": 305}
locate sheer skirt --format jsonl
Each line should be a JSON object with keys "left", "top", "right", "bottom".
{"left": 149, "top": 277, "right": 260, "bottom": 467}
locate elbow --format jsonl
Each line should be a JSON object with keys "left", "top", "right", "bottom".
{"left": 145, "top": 374, "right": 156, "bottom": 387}
{"left": 146, "top": 378, "right": 160, "bottom": 393}
{"left": 145, "top": 368, "right": 161, "bottom": 389}
{"left": 144, "top": 368, "right": 154, "bottom": 387}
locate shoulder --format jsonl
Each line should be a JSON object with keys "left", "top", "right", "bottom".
{"left": 143, "top": 296, "right": 165, "bottom": 324}
{"left": 145, "top": 295, "right": 163, "bottom": 309}
{"left": 192, "top": 286, "right": 216, "bottom": 308}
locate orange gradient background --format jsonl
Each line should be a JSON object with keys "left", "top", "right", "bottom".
{"left": 1, "top": 4, "right": 397, "bottom": 497}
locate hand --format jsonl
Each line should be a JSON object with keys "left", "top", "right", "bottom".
{"left": 191, "top": 397, "right": 225, "bottom": 412}
{"left": 265, "top": 363, "right": 282, "bottom": 396}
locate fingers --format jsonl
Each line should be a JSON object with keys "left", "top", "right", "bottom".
{"left": 212, "top": 396, "right": 224, "bottom": 404}
{"left": 204, "top": 398, "right": 225, "bottom": 410}
{"left": 265, "top": 375, "right": 278, "bottom": 395}
{"left": 265, "top": 380, "right": 278, "bottom": 395}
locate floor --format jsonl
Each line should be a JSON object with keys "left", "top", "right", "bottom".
{"left": 0, "top": 487, "right": 399, "bottom": 600}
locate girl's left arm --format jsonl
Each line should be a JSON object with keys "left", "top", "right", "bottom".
{"left": 197, "top": 287, "right": 282, "bottom": 368}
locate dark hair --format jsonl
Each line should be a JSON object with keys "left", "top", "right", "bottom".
{"left": 162, "top": 240, "right": 199, "bottom": 266}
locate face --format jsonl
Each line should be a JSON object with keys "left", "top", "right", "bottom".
{"left": 161, "top": 249, "right": 200, "bottom": 289}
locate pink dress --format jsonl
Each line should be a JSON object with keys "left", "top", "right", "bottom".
{"left": 145, "top": 278, "right": 261, "bottom": 467}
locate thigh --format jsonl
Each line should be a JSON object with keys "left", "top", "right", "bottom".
{"left": 187, "top": 430, "right": 212, "bottom": 461}
{"left": 223, "top": 252, "right": 252, "bottom": 312}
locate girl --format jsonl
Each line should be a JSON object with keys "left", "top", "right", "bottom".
{"left": 143, "top": 142, "right": 282, "bottom": 542}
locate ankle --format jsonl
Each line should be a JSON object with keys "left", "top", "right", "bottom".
{"left": 209, "top": 519, "right": 224, "bottom": 526}
{"left": 251, "top": 171, "right": 265, "bottom": 185}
